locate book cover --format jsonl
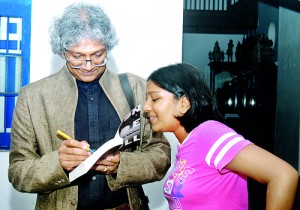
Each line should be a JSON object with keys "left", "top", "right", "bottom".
{"left": 69, "top": 105, "right": 141, "bottom": 182}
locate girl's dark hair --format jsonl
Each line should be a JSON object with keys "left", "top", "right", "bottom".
{"left": 147, "top": 63, "right": 223, "bottom": 132}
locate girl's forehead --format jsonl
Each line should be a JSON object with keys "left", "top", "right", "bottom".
{"left": 146, "top": 81, "right": 168, "bottom": 94}
{"left": 146, "top": 80, "right": 159, "bottom": 89}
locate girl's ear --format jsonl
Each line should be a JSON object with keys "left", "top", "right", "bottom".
{"left": 178, "top": 95, "right": 191, "bottom": 116}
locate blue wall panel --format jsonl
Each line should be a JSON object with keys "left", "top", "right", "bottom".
{"left": 0, "top": 0, "right": 31, "bottom": 150}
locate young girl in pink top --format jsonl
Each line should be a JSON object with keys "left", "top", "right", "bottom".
{"left": 144, "top": 63, "right": 298, "bottom": 210}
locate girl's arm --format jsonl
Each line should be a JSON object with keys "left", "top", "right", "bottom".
{"left": 226, "top": 144, "right": 299, "bottom": 210}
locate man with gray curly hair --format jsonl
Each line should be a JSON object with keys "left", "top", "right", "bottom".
{"left": 8, "top": 2, "right": 171, "bottom": 210}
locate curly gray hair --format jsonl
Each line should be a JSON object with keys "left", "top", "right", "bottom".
{"left": 49, "top": 2, "right": 118, "bottom": 56}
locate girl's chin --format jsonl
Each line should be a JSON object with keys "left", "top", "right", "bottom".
{"left": 150, "top": 125, "right": 162, "bottom": 132}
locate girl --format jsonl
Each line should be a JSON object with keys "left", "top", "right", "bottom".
{"left": 144, "top": 63, "right": 298, "bottom": 210}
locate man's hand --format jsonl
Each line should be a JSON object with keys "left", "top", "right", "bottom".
{"left": 93, "top": 151, "right": 121, "bottom": 174}
{"left": 58, "top": 139, "right": 92, "bottom": 171}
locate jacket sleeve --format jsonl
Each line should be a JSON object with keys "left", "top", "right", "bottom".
{"left": 107, "top": 124, "right": 171, "bottom": 191}
{"left": 106, "top": 73, "right": 171, "bottom": 191}
{"left": 8, "top": 87, "right": 71, "bottom": 193}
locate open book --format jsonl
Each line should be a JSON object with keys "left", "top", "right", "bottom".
{"left": 69, "top": 105, "right": 141, "bottom": 182}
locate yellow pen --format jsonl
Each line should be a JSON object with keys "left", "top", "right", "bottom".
{"left": 56, "top": 130, "right": 72, "bottom": 140}
{"left": 56, "top": 130, "right": 95, "bottom": 153}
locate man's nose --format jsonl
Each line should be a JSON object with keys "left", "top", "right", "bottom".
{"left": 84, "top": 60, "right": 94, "bottom": 70}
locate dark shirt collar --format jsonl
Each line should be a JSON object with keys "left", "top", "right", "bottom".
{"left": 76, "top": 75, "right": 101, "bottom": 89}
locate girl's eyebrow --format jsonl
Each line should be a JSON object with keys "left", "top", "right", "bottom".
{"left": 147, "top": 90, "right": 160, "bottom": 95}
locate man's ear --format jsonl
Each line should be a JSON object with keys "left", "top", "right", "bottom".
{"left": 179, "top": 95, "right": 191, "bottom": 115}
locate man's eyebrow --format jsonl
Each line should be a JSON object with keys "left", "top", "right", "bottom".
{"left": 67, "top": 47, "right": 106, "bottom": 55}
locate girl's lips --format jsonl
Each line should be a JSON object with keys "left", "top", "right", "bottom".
{"left": 148, "top": 116, "right": 157, "bottom": 123}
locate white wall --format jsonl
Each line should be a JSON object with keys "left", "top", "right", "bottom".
{"left": 0, "top": 0, "right": 182, "bottom": 210}
{"left": 30, "top": 0, "right": 183, "bottom": 81}
{"left": 0, "top": 152, "right": 37, "bottom": 210}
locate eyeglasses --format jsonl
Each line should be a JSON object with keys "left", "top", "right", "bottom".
{"left": 64, "top": 50, "right": 107, "bottom": 69}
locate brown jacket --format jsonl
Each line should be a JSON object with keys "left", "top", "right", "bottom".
{"left": 8, "top": 66, "right": 171, "bottom": 210}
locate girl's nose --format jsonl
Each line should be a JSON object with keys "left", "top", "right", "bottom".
{"left": 143, "top": 99, "right": 151, "bottom": 113}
